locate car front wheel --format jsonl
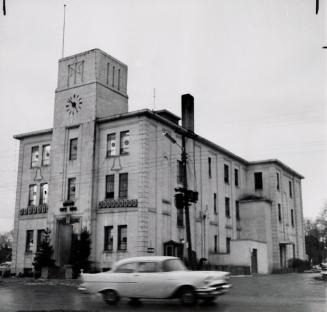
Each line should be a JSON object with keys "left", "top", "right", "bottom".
{"left": 102, "top": 289, "right": 120, "bottom": 305}
{"left": 179, "top": 287, "right": 197, "bottom": 306}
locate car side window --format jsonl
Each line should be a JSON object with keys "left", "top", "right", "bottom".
{"left": 137, "top": 262, "right": 159, "bottom": 273}
{"left": 114, "top": 262, "right": 137, "bottom": 273}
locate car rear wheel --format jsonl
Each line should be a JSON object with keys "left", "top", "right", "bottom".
{"left": 179, "top": 287, "right": 197, "bottom": 306}
{"left": 102, "top": 289, "right": 120, "bottom": 305}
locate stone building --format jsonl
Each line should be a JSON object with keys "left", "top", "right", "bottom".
{"left": 12, "top": 49, "right": 305, "bottom": 274}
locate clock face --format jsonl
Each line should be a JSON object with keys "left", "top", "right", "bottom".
{"left": 66, "top": 94, "right": 82, "bottom": 116}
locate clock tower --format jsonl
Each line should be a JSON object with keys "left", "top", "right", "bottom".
{"left": 49, "top": 49, "right": 128, "bottom": 265}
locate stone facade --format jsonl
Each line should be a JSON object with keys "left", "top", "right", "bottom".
{"left": 12, "top": 49, "right": 305, "bottom": 274}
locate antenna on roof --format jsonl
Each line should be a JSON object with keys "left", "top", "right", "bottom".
{"left": 153, "top": 88, "right": 156, "bottom": 111}
{"left": 61, "top": 4, "right": 67, "bottom": 58}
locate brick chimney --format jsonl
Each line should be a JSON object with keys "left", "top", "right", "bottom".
{"left": 181, "top": 94, "right": 194, "bottom": 132}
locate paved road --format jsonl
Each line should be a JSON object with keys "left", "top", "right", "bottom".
{"left": 0, "top": 273, "right": 326, "bottom": 312}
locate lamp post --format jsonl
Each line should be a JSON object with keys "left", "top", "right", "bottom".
{"left": 163, "top": 131, "right": 194, "bottom": 269}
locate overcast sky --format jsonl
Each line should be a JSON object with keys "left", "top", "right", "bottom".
{"left": 0, "top": 0, "right": 326, "bottom": 233}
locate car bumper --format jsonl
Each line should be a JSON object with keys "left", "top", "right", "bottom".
{"left": 196, "top": 283, "right": 232, "bottom": 298}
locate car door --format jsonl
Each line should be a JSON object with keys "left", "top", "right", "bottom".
{"left": 110, "top": 261, "right": 138, "bottom": 297}
{"left": 132, "top": 261, "right": 177, "bottom": 298}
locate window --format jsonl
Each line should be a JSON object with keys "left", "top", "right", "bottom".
{"left": 118, "top": 225, "right": 127, "bottom": 251}
{"left": 68, "top": 178, "right": 76, "bottom": 201}
{"left": 276, "top": 172, "right": 280, "bottom": 191}
{"left": 107, "top": 133, "right": 116, "bottom": 156}
{"left": 112, "top": 65, "right": 115, "bottom": 87}
{"left": 105, "top": 175, "right": 115, "bottom": 199}
{"left": 28, "top": 185, "right": 37, "bottom": 206}
{"left": 118, "top": 68, "right": 121, "bottom": 91}
{"left": 291, "top": 209, "right": 294, "bottom": 227}
{"left": 289, "top": 181, "right": 293, "bottom": 198}
{"left": 214, "top": 235, "right": 218, "bottom": 253}
{"left": 254, "top": 172, "right": 263, "bottom": 190}
{"left": 104, "top": 226, "right": 113, "bottom": 251}
{"left": 31, "top": 146, "right": 39, "bottom": 167}
{"left": 177, "top": 160, "right": 183, "bottom": 184}
{"left": 224, "top": 164, "right": 229, "bottom": 183}
{"left": 120, "top": 131, "right": 130, "bottom": 154}
{"left": 208, "top": 157, "right": 212, "bottom": 178}
{"left": 234, "top": 168, "right": 239, "bottom": 187}
{"left": 225, "top": 197, "right": 230, "bottom": 218}
{"left": 278, "top": 204, "right": 282, "bottom": 222}
{"left": 40, "top": 183, "right": 48, "bottom": 205}
{"left": 115, "top": 262, "right": 136, "bottom": 273}
{"left": 25, "top": 230, "right": 34, "bottom": 252}
{"left": 226, "top": 237, "right": 231, "bottom": 253}
{"left": 214, "top": 193, "right": 217, "bottom": 214}
{"left": 42, "top": 145, "right": 51, "bottom": 166}
{"left": 36, "top": 229, "right": 46, "bottom": 252}
{"left": 106, "top": 63, "right": 110, "bottom": 85}
{"left": 69, "top": 138, "right": 78, "bottom": 160}
{"left": 138, "top": 262, "right": 158, "bottom": 273}
{"left": 236, "top": 200, "right": 240, "bottom": 221}
{"left": 119, "top": 173, "right": 128, "bottom": 198}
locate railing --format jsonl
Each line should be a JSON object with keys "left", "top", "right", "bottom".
{"left": 20, "top": 204, "right": 48, "bottom": 215}
{"left": 98, "top": 199, "right": 138, "bottom": 209}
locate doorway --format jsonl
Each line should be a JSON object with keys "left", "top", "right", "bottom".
{"left": 279, "top": 244, "right": 287, "bottom": 268}
{"left": 251, "top": 248, "right": 258, "bottom": 274}
{"left": 57, "top": 217, "right": 80, "bottom": 266}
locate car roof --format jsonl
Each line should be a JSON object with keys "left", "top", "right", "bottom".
{"left": 114, "top": 256, "right": 179, "bottom": 266}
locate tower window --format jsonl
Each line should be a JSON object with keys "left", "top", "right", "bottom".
{"left": 67, "top": 178, "right": 76, "bottom": 201}
{"left": 276, "top": 172, "right": 280, "bottom": 191}
{"left": 69, "top": 138, "right": 78, "bottom": 160}
{"left": 106, "top": 63, "right": 110, "bottom": 85}
{"left": 278, "top": 204, "right": 282, "bottom": 222}
{"left": 118, "top": 68, "right": 121, "bottom": 91}
{"left": 254, "top": 172, "right": 263, "bottom": 190}
{"left": 112, "top": 65, "right": 115, "bottom": 88}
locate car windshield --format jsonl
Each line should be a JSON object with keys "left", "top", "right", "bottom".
{"left": 162, "top": 259, "right": 187, "bottom": 272}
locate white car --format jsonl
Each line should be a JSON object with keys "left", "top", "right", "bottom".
{"left": 79, "top": 256, "right": 231, "bottom": 305}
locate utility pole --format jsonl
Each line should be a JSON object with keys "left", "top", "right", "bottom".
{"left": 162, "top": 130, "right": 198, "bottom": 269}
{"left": 181, "top": 135, "right": 194, "bottom": 269}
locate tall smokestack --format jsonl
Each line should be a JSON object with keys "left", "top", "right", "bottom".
{"left": 181, "top": 94, "right": 194, "bottom": 132}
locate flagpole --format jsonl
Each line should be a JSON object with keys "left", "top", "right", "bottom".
{"left": 62, "top": 4, "right": 66, "bottom": 58}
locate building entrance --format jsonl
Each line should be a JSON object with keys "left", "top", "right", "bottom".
{"left": 56, "top": 217, "right": 81, "bottom": 266}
